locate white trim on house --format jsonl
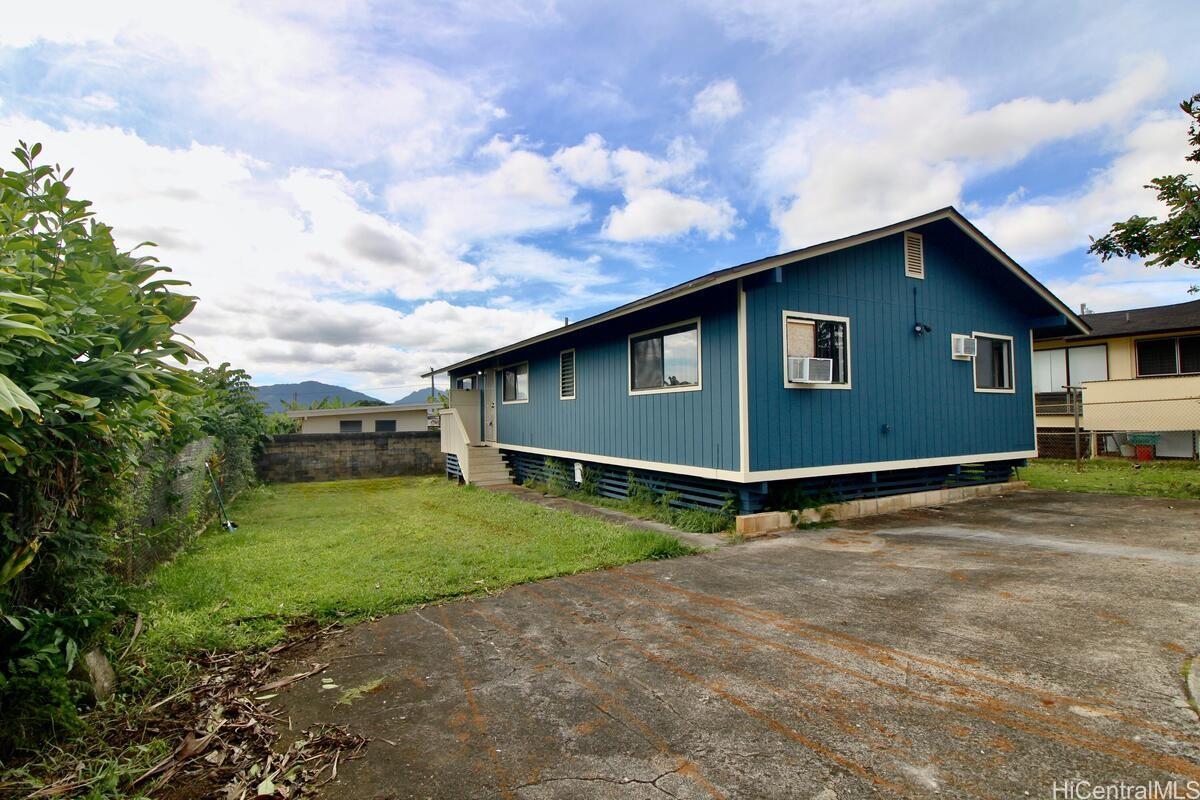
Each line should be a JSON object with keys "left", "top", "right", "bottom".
{"left": 426, "top": 207, "right": 1087, "bottom": 379}
{"left": 743, "top": 450, "right": 1038, "bottom": 482}
{"left": 491, "top": 440, "right": 1036, "bottom": 484}
{"left": 500, "top": 361, "right": 530, "bottom": 404}
{"left": 559, "top": 348, "right": 576, "bottom": 400}
{"left": 737, "top": 279, "right": 749, "bottom": 474}
{"left": 972, "top": 331, "right": 1017, "bottom": 394}
{"left": 1029, "top": 329, "right": 1038, "bottom": 450}
{"left": 781, "top": 310, "right": 853, "bottom": 390}
{"left": 627, "top": 317, "right": 703, "bottom": 396}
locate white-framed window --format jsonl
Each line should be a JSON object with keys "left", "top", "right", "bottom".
{"left": 783, "top": 311, "right": 851, "bottom": 389}
{"left": 501, "top": 362, "right": 529, "bottom": 403}
{"left": 628, "top": 319, "right": 701, "bottom": 394}
{"left": 973, "top": 332, "right": 1015, "bottom": 393}
{"left": 560, "top": 349, "right": 576, "bottom": 400}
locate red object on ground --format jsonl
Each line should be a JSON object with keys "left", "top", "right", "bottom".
{"left": 1134, "top": 444, "right": 1155, "bottom": 462}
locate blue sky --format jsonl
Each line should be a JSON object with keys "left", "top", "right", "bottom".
{"left": 1, "top": 1, "right": 1197, "bottom": 399}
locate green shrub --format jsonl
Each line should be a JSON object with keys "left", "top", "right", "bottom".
{"left": 544, "top": 457, "right": 572, "bottom": 495}
{"left": 0, "top": 143, "right": 265, "bottom": 755}
{"left": 578, "top": 464, "right": 600, "bottom": 496}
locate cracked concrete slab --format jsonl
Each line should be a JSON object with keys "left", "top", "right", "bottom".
{"left": 272, "top": 489, "right": 1200, "bottom": 798}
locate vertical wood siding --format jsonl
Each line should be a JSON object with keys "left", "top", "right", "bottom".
{"left": 464, "top": 284, "right": 741, "bottom": 472}
{"left": 746, "top": 219, "right": 1038, "bottom": 472}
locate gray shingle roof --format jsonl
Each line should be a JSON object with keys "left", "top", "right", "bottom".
{"left": 1073, "top": 298, "right": 1200, "bottom": 339}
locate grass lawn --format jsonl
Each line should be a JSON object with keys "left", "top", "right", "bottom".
{"left": 1022, "top": 458, "right": 1200, "bottom": 499}
{"left": 138, "top": 475, "right": 691, "bottom": 661}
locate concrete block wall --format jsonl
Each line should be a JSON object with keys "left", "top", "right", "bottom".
{"left": 256, "top": 431, "right": 444, "bottom": 483}
{"left": 735, "top": 480, "right": 1029, "bottom": 537}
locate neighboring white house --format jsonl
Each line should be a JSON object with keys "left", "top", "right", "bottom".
{"left": 285, "top": 403, "right": 435, "bottom": 434}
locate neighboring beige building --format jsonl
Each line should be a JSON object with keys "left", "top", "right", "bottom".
{"left": 1033, "top": 298, "right": 1200, "bottom": 459}
{"left": 285, "top": 403, "right": 434, "bottom": 434}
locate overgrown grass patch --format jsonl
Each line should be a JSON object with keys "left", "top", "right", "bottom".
{"left": 1023, "top": 458, "right": 1200, "bottom": 499}
{"left": 136, "top": 476, "right": 693, "bottom": 661}
{"left": 7, "top": 476, "right": 694, "bottom": 797}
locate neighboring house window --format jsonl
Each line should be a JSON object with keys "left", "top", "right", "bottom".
{"left": 974, "top": 333, "right": 1014, "bottom": 392}
{"left": 339, "top": 420, "right": 362, "bottom": 433}
{"left": 783, "top": 312, "right": 850, "bottom": 387}
{"left": 502, "top": 362, "right": 529, "bottom": 403}
{"left": 455, "top": 376, "right": 476, "bottom": 390}
{"left": 560, "top": 349, "right": 576, "bottom": 400}
{"left": 375, "top": 419, "right": 396, "bottom": 432}
{"left": 629, "top": 320, "right": 701, "bottom": 393}
{"left": 1033, "top": 345, "right": 1108, "bottom": 392}
{"left": 1136, "top": 336, "right": 1200, "bottom": 376}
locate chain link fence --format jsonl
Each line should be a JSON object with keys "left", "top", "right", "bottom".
{"left": 1037, "top": 391, "right": 1200, "bottom": 461}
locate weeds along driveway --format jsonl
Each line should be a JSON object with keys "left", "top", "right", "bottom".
{"left": 273, "top": 490, "right": 1200, "bottom": 799}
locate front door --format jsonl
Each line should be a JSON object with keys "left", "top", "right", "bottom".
{"left": 483, "top": 368, "right": 497, "bottom": 442}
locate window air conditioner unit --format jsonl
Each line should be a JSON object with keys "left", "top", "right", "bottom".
{"left": 952, "top": 334, "right": 977, "bottom": 358}
{"left": 787, "top": 356, "right": 834, "bottom": 384}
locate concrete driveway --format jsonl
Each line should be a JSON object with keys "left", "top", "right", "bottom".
{"left": 276, "top": 490, "right": 1200, "bottom": 799}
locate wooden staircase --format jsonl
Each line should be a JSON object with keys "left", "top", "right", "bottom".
{"left": 467, "top": 446, "right": 512, "bottom": 487}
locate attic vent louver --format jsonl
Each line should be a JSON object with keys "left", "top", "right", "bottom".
{"left": 904, "top": 231, "right": 925, "bottom": 279}
{"left": 559, "top": 349, "right": 576, "bottom": 399}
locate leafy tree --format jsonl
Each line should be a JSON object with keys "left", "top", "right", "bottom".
{"left": 0, "top": 142, "right": 203, "bottom": 748}
{"left": 1088, "top": 93, "right": 1200, "bottom": 290}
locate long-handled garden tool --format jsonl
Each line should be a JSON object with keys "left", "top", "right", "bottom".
{"left": 205, "top": 460, "right": 238, "bottom": 531}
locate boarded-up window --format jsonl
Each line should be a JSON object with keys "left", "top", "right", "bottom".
{"left": 785, "top": 318, "right": 815, "bottom": 359}
{"left": 560, "top": 350, "right": 576, "bottom": 399}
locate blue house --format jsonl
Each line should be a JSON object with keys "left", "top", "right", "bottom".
{"left": 429, "top": 208, "right": 1087, "bottom": 511}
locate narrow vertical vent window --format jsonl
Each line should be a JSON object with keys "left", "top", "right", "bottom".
{"left": 904, "top": 231, "right": 925, "bottom": 279}
{"left": 560, "top": 349, "right": 576, "bottom": 399}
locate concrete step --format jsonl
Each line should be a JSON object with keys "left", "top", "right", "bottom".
{"left": 472, "top": 478, "right": 513, "bottom": 486}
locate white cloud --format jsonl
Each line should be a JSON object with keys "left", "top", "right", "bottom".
{"left": 977, "top": 115, "right": 1192, "bottom": 262}
{"left": 476, "top": 242, "right": 610, "bottom": 299}
{"left": 0, "top": 114, "right": 547, "bottom": 391}
{"left": 388, "top": 136, "right": 588, "bottom": 246}
{"left": 551, "top": 133, "right": 614, "bottom": 188}
{"left": 690, "top": 79, "right": 745, "bottom": 124}
{"left": 545, "top": 134, "right": 738, "bottom": 242}
{"left": 762, "top": 57, "right": 1168, "bottom": 249}
{"left": 686, "top": 0, "right": 935, "bottom": 49}
{"left": 1047, "top": 259, "right": 1198, "bottom": 314}
{"left": 603, "top": 188, "right": 737, "bottom": 242}
{"left": 1, "top": 1, "right": 499, "bottom": 169}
